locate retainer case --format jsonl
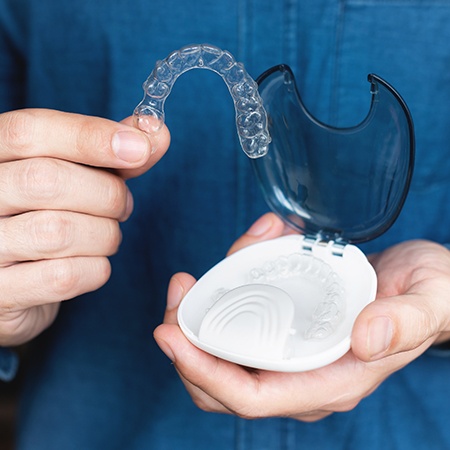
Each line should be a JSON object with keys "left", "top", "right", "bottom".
{"left": 136, "top": 45, "right": 414, "bottom": 372}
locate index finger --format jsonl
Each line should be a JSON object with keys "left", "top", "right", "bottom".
{"left": 0, "top": 109, "right": 169, "bottom": 170}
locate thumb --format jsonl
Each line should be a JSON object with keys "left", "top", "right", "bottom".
{"left": 351, "top": 294, "right": 442, "bottom": 362}
{"left": 163, "top": 272, "right": 197, "bottom": 325}
{"left": 117, "top": 116, "right": 170, "bottom": 179}
{"left": 226, "top": 213, "right": 288, "bottom": 256}
{"left": 0, "top": 109, "right": 158, "bottom": 168}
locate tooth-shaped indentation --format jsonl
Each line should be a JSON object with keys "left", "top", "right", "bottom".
{"left": 198, "top": 284, "right": 295, "bottom": 360}
{"left": 249, "top": 252, "right": 345, "bottom": 340}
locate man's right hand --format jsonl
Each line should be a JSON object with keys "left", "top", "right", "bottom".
{"left": 0, "top": 108, "right": 170, "bottom": 346}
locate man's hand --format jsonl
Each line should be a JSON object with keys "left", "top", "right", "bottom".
{"left": 0, "top": 108, "right": 170, "bottom": 346}
{"left": 154, "top": 213, "right": 450, "bottom": 421}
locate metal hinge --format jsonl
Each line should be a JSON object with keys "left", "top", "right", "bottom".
{"left": 301, "top": 235, "right": 346, "bottom": 257}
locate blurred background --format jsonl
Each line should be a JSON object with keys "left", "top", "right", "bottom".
{"left": 0, "top": 346, "right": 27, "bottom": 450}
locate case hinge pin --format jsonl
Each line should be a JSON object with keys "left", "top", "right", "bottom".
{"left": 302, "top": 236, "right": 346, "bottom": 257}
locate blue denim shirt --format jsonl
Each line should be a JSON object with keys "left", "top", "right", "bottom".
{"left": 1, "top": 1, "right": 450, "bottom": 449}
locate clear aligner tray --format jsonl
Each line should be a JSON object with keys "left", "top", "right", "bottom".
{"left": 135, "top": 44, "right": 414, "bottom": 372}
{"left": 134, "top": 43, "right": 271, "bottom": 158}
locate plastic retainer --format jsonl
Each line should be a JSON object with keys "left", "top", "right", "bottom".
{"left": 248, "top": 252, "right": 345, "bottom": 340}
{"left": 133, "top": 44, "right": 271, "bottom": 158}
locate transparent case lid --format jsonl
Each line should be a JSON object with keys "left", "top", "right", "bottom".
{"left": 252, "top": 65, "right": 415, "bottom": 244}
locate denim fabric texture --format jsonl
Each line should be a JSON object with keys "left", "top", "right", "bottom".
{"left": 1, "top": 0, "right": 450, "bottom": 449}
{"left": 0, "top": 348, "right": 18, "bottom": 382}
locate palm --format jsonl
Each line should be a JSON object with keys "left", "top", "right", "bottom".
{"left": 155, "top": 216, "right": 450, "bottom": 421}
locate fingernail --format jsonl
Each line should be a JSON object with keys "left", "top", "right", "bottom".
{"left": 167, "top": 277, "right": 184, "bottom": 311}
{"left": 367, "top": 316, "right": 393, "bottom": 359}
{"left": 247, "top": 214, "right": 273, "bottom": 236}
{"left": 112, "top": 130, "right": 150, "bottom": 163}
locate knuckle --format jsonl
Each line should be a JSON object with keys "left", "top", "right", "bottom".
{"left": 95, "top": 257, "right": 112, "bottom": 285}
{"left": 22, "top": 212, "right": 121, "bottom": 258}
{"left": 418, "top": 305, "right": 439, "bottom": 342}
{"left": 41, "top": 257, "right": 111, "bottom": 299}
{"left": 74, "top": 117, "right": 112, "bottom": 162}
{"left": 420, "top": 299, "right": 440, "bottom": 328}
{"left": 28, "top": 211, "right": 73, "bottom": 255}
{"left": 2, "top": 110, "right": 35, "bottom": 153}
{"left": 395, "top": 300, "right": 438, "bottom": 347}
{"left": 16, "top": 158, "right": 62, "bottom": 203}
{"left": 105, "top": 220, "right": 122, "bottom": 254}
{"left": 102, "top": 177, "right": 128, "bottom": 217}
{"left": 41, "top": 258, "right": 82, "bottom": 298}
